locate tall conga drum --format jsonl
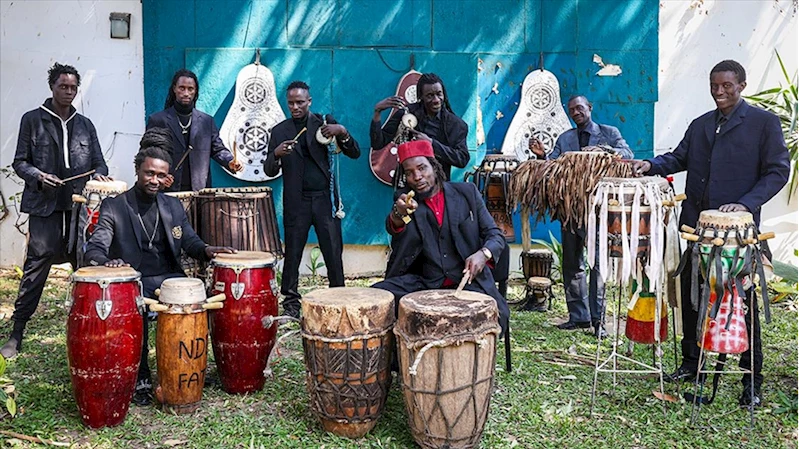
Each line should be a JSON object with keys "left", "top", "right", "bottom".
{"left": 209, "top": 251, "right": 279, "bottom": 393}
{"left": 395, "top": 290, "right": 500, "bottom": 449}
{"left": 66, "top": 266, "right": 143, "bottom": 428}
{"left": 301, "top": 287, "right": 395, "bottom": 438}
{"left": 154, "top": 278, "right": 210, "bottom": 414}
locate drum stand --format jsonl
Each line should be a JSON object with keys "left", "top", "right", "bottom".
{"left": 590, "top": 273, "right": 669, "bottom": 417}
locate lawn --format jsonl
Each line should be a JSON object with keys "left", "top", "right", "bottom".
{"left": 0, "top": 268, "right": 796, "bottom": 448}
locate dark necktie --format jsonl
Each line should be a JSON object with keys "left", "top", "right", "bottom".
{"left": 579, "top": 130, "right": 590, "bottom": 148}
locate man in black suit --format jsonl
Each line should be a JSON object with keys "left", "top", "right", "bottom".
{"left": 263, "top": 81, "right": 360, "bottom": 318}
{"left": 85, "top": 127, "right": 234, "bottom": 405}
{"left": 372, "top": 140, "right": 509, "bottom": 333}
{"left": 1, "top": 62, "right": 110, "bottom": 359}
{"left": 146, "top": 69, "right": 243, "bottom": 191}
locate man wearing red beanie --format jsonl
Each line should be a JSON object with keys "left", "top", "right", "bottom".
{"left": 372, "top": 140, "right": 509, "bottom": 332}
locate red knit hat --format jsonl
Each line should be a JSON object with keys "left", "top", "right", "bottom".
{"left": 398, "top": 140, "right": 434, "bottom": 164}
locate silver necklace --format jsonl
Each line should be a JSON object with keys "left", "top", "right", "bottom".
{"left": 136, "top": 211, "right": 159, "bottom": 249}
{"left": 179, "top": 116, "right": 192, "bottom": 135}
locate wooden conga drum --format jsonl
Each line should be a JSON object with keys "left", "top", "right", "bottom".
{"left": 209, "top": 251, "right": 279, "bottom": 394}
{"left": 395, "top": 290, "right": 500, "bottom": 449}
{"left": 67, "top": 266, "right": 143, "bottom": 428}
{"left": 154, "top": 278, "right": 209, "bottom": 414}
{"left": 520, "top": 248, "right": 553, "bottom": 279}
{"left": 301, "top": 287, "right": 395, "bottom": 438}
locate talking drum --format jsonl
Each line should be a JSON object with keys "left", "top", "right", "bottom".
{"left": 395, "top": 290, "right": 500, "bottom": 449}
{"left": 66, "top": 266, "right": 143, "bottom": 428}
{"left": 301, "top": 287, "right": 395, "bottom": 438}
{"left": 153, "top": 278, "right": 213, "bottom": 414}
{"left": 600, "top": 177, "right": 670, "bottom": 259}
{"left": 196, "top": 187, "right": 283, "bottom": 258}
{"left": 464, "top": 154, "right": 518, "bottom": 242}
{"left": 695, "top": 210, "right": 756, "bottom": 285}
{"left": 209, "top": 251, "right": 279, "bottom": 394}
{"left": 520, "top": 248, "right": 553, "bottom": 279}
{"left": 165, "top": 191, "right": 200, "bottom": 277}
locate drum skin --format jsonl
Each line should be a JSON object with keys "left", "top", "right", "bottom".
{"left": 67, "top": 278, "right": 142, "bottom": 428}
{"left": 210, "top": 254, "right": 278, "bottom": 394}
{"left": 155, "top": 308, "right": 207, "bottom": 414}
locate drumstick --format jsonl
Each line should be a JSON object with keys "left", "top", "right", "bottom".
{"left": 293, "top": 127, "right": 307, "bottom": 141}
{"left": 174, "top": 145, "right": 194, "bottom": 171}
{"left": 61, "top": 169, "right": 96, "bottom": 183}
{"left": 454, "top": 273, "right": 470, "bottom": 298}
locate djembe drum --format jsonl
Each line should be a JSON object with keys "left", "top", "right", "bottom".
{"left": 165, "top": 191, "right": 200, "bottom": 277}
{"left": 395, "top": 290, "right": 500, "bottom": 449}
{"left": 151, "top": 278, "right": 224, "bottom": 414}
{"left": 301, "top": 287, "right": 395, "bottom": 438}
{"left": 520, "top": 249, "right": 553, "bottom": 279}
{"left": 209, "top": 251, "right": 279, "bottom": 394}
{"left": 464, "top": 154, "right": 518, "bottom": 242}
{"left": 72, "top": 180, "right": 128, "bottom": 264}
{"left": 196, "top": 187, "right": 283, "bottom": 257}
{"left": 66, "top": 266, "right": 143, "bottom": 428}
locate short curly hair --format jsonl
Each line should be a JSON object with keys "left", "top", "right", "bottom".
{"left": 48, "top": 62, "right": 80, "bottom": 87}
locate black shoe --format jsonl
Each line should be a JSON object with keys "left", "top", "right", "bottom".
{"left": 665, "top": 365, "right": 698, "bottom": 383}
{"left": 557, "top": 321, "right": 590, "bottom": 330}
{"left": 0, "top": 337, "right": 20, "bottom": 359}
{"left": 283, "top": 305, "right": 300, "bottom": 319}
{"left": 739, "top": 386, "right": 762, "bottom": 408}
{"left": 522, "top": 297, "right": 548, "bottom": 312}
{"left": 132, "top": 379, "right": 153, "bottom": 406}
{"left": 593, "top": 325, "right": 608, "bottom": 339}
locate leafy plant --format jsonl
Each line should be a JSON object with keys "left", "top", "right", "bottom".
{"left": 532, "top": 231, "right": 563, "bottom": 282}
{"left": 744, "top": 49, "right": 798, "bottom": 202}
{"left": 0, "top": 354, "right": 18, "bottom": 418}
{"left": 773, "top": 390, "right": 798, "bottom": 416}
{"left": 305, "top": 246, "right": 325, "bottom": 278}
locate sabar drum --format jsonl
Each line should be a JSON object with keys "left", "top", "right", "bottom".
{"left": 301, "top": 287, "right": 395, "bottom": 438}
{"left": 67, "top": 266, "right": 143, "bottom": 428}
{"left": 395, "top": 290, "right": 500, "bottom": 449}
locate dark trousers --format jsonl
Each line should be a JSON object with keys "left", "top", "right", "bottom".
{"left": 679, "top": 257, "right": 763, "bottom": 388}
{"left": 281, "top": 192, "right": 344, "bottom": 309}
{"left": 137, "top": 272, "right": 184, "bottom": 383}
{"left": 561, "top": 225, "right": 604, "bottom": 324}
{"left": 11, "top": 212, "right": 76, "bottom": 335}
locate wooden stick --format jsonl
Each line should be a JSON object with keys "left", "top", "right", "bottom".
{"left": 293, "top": 127, "right": 307, "bottom": 141}
{"left": 454, "top": 273, "right": 470, "bottom": 298}
{"left": 61, "top": 169, "right": 96, "bottom": 183}
{"left": 232, "top": 141, "right": 238, "bottom": 166}
{"left": 0, "top": 430, "right": 69, "bottom": 446}
{"left": 174, "top": 145, "right": 193, "bottom": 171}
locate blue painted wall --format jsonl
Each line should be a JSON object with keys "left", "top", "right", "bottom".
{"left": 142, "top": 0, "right": 658, "bottom": 246}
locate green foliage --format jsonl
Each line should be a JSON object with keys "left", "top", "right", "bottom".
{"left": 0, "top": 354, "right": 18, "bottom": 418}
{"left": 532, "top": 231, "right": 563, "bottom": 282}
{"left": 744, "top": 49, "right": 798, "bottom": 202}
{"left": 305, "top": 246, "right": 325, "bottom": 278}
{"left": 773, "top": 390, "right": 798, "bottom": 416}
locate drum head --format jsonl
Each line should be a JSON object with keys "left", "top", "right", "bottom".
{"left": 528, "top": 276, "right": 552, "bottom": 289}
{"left": 302, "top": 287, "right": 395, "bottom": 338}
{"left": 698, "top": 210, "right": 754, "bottom": 230}
{"left": 83, "top": 179, "right": 128, "bottom": 195}
{"left": 165, "top": 191, "right": 196, "bottom": 199}
{"left": 396, "top": 290, "right": 500, "bottom": 342}
{"left": 159, "top": 278, "right": 206, "bottom": 305}
{"left": 523, "top": 248, "right": 552, "bottom": 259}
{"left": 212, "top": 251, "right": 276, "bottom": 268}
{"left": 72, "top": 266, "right": 140, "bottom": 283}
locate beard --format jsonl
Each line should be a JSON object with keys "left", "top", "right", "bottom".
{"left": 413, "top": 183, "right": 438, "bottom": 200}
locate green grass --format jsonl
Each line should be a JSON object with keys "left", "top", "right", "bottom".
{"left": 0, "top": 270, "right": 796, "bottom": 448}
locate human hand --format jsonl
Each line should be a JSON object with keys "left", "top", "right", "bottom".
{"left": 229, "top": 159, "right": 244, "bottom": 172}
{"left": 394, "top": 192, "right": 418, "bottom": 217}
{"left": 374, "top": 96, "right": 406, "bottom": 113}
{"left": 38, "top": 172, "right": 64, "bottom": 189}
{"left": 205, "top": 246, "right": 236, "bottom": 259}
{"left": 93, "top": 174, "right": 113, "bottom": 182}
{"left": 274, "top": 140, "right": 297, "bottom": 158}
{"left": 630, "top": 160, "right": 651, "bottom": 177}
{"left": 719, "top": 203, "right": 748, "bottom": 213}
{"left": 528, "top": 137, "right": 545, "bottom": 158}
{"left": 463, "top": 251, "right": 489, "bottom": 283}
{"left": 321, "top": 124, "right": 346, "bottom": 138}
{"left": 409, "top": 129, "right": 432, "bottom": 143}
{"left": 104, "top": 259, "right": 130, "bottom": 268}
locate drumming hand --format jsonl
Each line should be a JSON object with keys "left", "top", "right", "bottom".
{"left": 409, "top": 129, "right": 432, "bottom": 143}
{"left": 105, "top": 259, "right": 130, "bottom": 268}
{"left": 93, "top": 174, "right": 113, "bottom": 182}
{"left": 719, "top": 203, "right": 748, "bottom": 213}
{"left": 630, "top": 160, "right": 651, "bottom": 177}
{"left": 38, "top": 172, "right": 64, "bottom": 189}
{"left": 205, "top": 246, "right": 236, "bottom": 259}
{"left": 374, "top": 96, "right": 406, "bottom": 113}
{"left": 228, "top": 159, "right": 244, "bottom": 172}
{"left": 463, "top": 251, "right": 489, "bottom": 283}
{"left": 321, "top": 124, "right": 347, "bottom": 138}
{"left": 274, "top": 140, "right": 297, "bottom": 158}
{"left": 162, "top": 174, "right": 174, "bottom": 189}
{"left": 528, "top": 137, "right": 545, "bottom": 158}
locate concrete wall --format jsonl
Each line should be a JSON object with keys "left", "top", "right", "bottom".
{"left": 0, "top": 0, "right": 145, "bottom": 266}
{"left": 655, "top": 0, "right": 798, "bottom": 265}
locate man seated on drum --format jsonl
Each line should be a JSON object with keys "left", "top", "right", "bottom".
{"left": 529, "top": 95, "right": 633, "bottom": 338}
{"left": 85, "top": 127, "right": 235, "bottom": 406}
{"left": 372, "top": 140, "right": 509, "bottom": 334}
{"left": 631, "top": 60, "right": 789, "bottom": 407}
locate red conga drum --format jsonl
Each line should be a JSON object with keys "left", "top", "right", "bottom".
{"left": 66, "top": 266, "right": 143, "bottom": 428}
{"left": 209, "top": 251, "right": 279, "bottom": 393}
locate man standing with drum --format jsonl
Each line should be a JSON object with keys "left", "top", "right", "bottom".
{"left": 372, "top": 140, "right": 509, "bottom": 334}
{"left": 1, "top": 63, "right": 111, "bottom": 359}
{"left": 264, "top": 81, "right": 360, "bottom": 319}
{"left": 85, "top": 127, "right": 234, "bottom": 405}
{"left": 146, "top": 69, "right": 244, "bottom": 192}
{"left": 530, "top": 95, "right": 632, "bottom": 338}
{"left": 631, "top": 60, "right": 789, "bottom": 407}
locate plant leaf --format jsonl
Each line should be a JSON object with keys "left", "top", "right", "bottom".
{"left": 6, "top": 396, "right": 16, "bottom": 416}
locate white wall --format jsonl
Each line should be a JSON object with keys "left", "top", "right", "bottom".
{"left": 0, "top": 0, "right": 144, "bottom": 266}
{"left": 655, "top": 0, "right": 798, "bottom": 265}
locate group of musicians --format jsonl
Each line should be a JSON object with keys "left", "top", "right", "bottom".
{"left": 1, "top": 59, "right": 789, "bottom": 410}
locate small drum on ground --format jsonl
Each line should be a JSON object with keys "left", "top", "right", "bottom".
{"left": 520, "top": 248, "right": 553, "bottom": 279}
{"left": 464, "top": 154, "right": 518, "bottom": 242}
{"left": 67, "top": 266, "right": 143, "bottom": 428}
{"left": 523, "top": 276, "right": 552, "bottom": 312}
{"left": 153, "top": 278, "right": 213, "bottom": 414}
{"left": 209, "top": 251, "right": 279, "bottom": 394}
{"left": 165, "top": 191, "right": 201, "bottom": 277}
{"left": 301, "top": 287, "right": 395, "bottom": 438}
{"left": 395, "top": 290, "right": 500, "bottom": 449}
{"left": 196, "top": 187, "right": 283, "bottom": 258}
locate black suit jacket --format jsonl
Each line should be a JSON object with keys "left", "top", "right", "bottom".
{"left": 146, "top": 106, "right": 234, "bottom": 191}
{"left": 84, "top": 189, "right": 208, "bottom": 269}
{"left": 13, "top": 105, "right": 109, "bottom": 216}
{"left": 263, "top": 113, "right": 360, "bottom": 218}
{"left": 647, "top": 100, "right": 789, "bottom": 227}
{"left": 385, "top": 182, "right": 506, "bottom": 294}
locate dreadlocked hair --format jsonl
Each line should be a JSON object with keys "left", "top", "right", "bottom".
{"left": 135, "top": 127, "right": 173, "bottom": 170}
{"left": 164, "top": 69, "right": 199, "bottom": 109}
{"left": 416, "top": 73, "right": 453, "bottom": 113}
{"left": 393, "top": 156, "right": 448, "bottom": 190}
{"left": 710, "top": 60, "right": 746, "bottom": 83}
{"left": 48, "top": 62, "right": 80, "bottom": 87}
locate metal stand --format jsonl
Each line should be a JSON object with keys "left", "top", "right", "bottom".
{"left": 590, "top": 282, "right": 669, "bottom": 417}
